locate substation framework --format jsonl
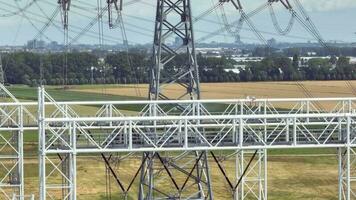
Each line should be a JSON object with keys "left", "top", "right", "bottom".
{"left": 1, "top": 87, "right": 356, "bottom": 199}
{"left": 0, "top": 88, "right": 355, "bottom": 199}
{"left": 0, "top": 84, "right": 37, "bottom": 200}
{"left": 0, "top": 0, "right": 349, "bottom": 199}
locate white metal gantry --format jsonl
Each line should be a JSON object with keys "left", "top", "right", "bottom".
{"left": 34, "top": 87, "right": 356, "bottom": 200}
{"left": 0, "top": 85, "right": 36, "bottom": 200}
{"left": 3, "top": 87, "right": 356, "bottom": 199}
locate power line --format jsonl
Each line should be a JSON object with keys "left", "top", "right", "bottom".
{"left": 0, "top": 0, "right": 331, "bottom": 47}
{"left": 0, "top": 0, "right": 38, "bottom": 17}
{"left": 268, "top": 2, "right": 295, "bottom": 35}
{"left": 33, "top": 2, "right": 61, "bottom": 41}
{"left": 0, "top": 1, "right": 136, "bottom": 44}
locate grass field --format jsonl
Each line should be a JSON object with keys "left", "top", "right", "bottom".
{"left": 3, "top": 81, "right": 356, "bottom": 199}
{"left": 21, "top": 154, "right": 339, "bottom": 200}
{"left": 69, "top": 81, "right": 356, "bottom": 99}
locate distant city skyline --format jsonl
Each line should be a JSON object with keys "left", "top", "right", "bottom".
{"left": 0, "top": 0, "right": 355, "bottom": 46}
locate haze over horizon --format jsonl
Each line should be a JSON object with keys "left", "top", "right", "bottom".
{"left": 0, "top": 0, "right": 355, "bottom": 46}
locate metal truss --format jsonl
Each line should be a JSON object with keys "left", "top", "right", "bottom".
{"left": 0, "top": 84, "right": 36, "bottom": 200}
{"left": 146, "top": 0, "right": 208, "bottom": 198}
{"left": 40, "top": 107, "right": 356, "bottom": 152}
{"left": 339, "top": 117, "right": 356, "bottom": 200}
{"left": 58, "top": 0, "right": 71, "bottom": 29}
{"left": 339, "top": 147, "right": 356, "bottom": 200}
{"left": 211, "top": 149, "right": 267, "bottom": 200}
{"left": 34, "top": 86, "right": 356, "bottom": 199}
{"left": 137, "top": 151, "right": 213, "bottom": 199}
{"left": 149, "top": 0, "right": 200, "bottom": 100}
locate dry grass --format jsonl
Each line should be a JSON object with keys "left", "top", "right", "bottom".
{"left": 22, "top": 155, "right": 340, "bottom": 200}
{"left": 70, "top": 81, "right": 356, "bottom": 111}
{"left": 70, "top": 81, "right": 356, "bottom": 99}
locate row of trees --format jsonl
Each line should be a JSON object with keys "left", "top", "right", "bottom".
{"left": 240, "top": 55, "right": 355, "bottom": 82}
{"left": 253, "top": 47, "right": 356, "bottom": 57}
{"left": 1, "top": 51, "right": 356, "bottom": 86}
{"left": 2, "top": 51, "right": 150, "bottom": 86}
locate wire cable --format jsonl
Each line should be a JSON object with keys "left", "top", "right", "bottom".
{"left": 0, "top": 0, "right": 38, "bottom": 17}
{"left": 268, "top": 2, "right": 295, "bottom": 35}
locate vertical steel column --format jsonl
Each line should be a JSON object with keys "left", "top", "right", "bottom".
{"left": 236, "top": 150, "right": 244, "bottom": 200}
{"left": 236, "top": 97, "right": 267, "bottom": 200}
{"left": 346, "top": 116, "right": 351, "bottom": 200}
{"left": 38, "top": 87, "right": 46, "bottom": 200}
{"left": 69, "top": 122, "right": 77, "bottom": 200}
{"left": 339, "top": 146, "right": 343, "bottom": 200}
{"left": 339, "top": 116, "right": 356, "bottom": 200}
{"left": 0, "top": 83, "right": 25, "bottom": 199}
{"left": 18, "top": 105, "right": 24, "bottom": 200}
{"left": 235, "top": 149, "right": 267, "bottom": 200}
{"left": 39, "top": 87, "right": 76, "bottom": 200}
{"left": 338, "top": 114, "right": 344, "bottom": 200}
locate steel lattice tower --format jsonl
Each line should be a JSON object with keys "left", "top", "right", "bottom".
{"left": 149, "top": 0, "right": 200, "bottom": 101}
{"left": 141, "top": 0, "right": 212, "bottom": 199}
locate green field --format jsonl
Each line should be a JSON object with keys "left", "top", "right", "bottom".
{"left": 0, "top": 84, "right": 348, "bottom": 199}
{"left": 7, "top": 85, "right": 143, "bottom": 101}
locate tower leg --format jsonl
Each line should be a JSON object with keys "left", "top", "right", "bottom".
{"left": 138, "top": 151, "right": 213, "bottom": 199}
{"left": 338, "top": 116, "right": 356, "bottom": 200}
{"left": 339, "top": 147, "right": 356, "bottom": 200}
{"left": 0, "top": 94, "right": 25, "bottom": 199}
{"left": 236, "top": 149, "right": 267, "bottom": 200}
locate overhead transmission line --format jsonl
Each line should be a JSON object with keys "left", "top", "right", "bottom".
{"left": 266, "top": 0, "right": 327, "bottom": 110}
{"left": 42, "top": 0, "right": 152, "bottom": 45}
{"left": 274, "top": 0, "right": 328, "bottom": 48}
{"left": 209, "top": 0, "right": 228, "bottom": 41}
{"left": 0, "top": 0, "right": 47, "bottom": 86}
{"left": 0, "top": 4, "right": 126, "bottom": 45}
{"left": 1, "top": 0, "right": 147, "bottom": 45}
{"left": 196, "top": 0, "right": 327, "bottom": 46}
{"left": 1, "top": 0, "right": 327, "bottom": 47}
{"left": 53, "top": 0, "right": 144, "bottom": 95}
{"left": 66, "top": 0, "right": 153, "bottom": 41}
{"left": 196, "top": 0, "right": 269, "bottom": 45}
{"left": 108, "top": 0, "right": 142, "bottom": 97}
{"left": 38, "top": 0, "right": 150, "bottom": 43}
{"left": 58, "top": 0, "right": 70, "bottom": 87}
{"left": 33, "top": 1, "right": 61, "bottom": 41}
{"left": 62, "top": 3, "right": 106, "bottom": 46}
{"left": 268, "top": 1, "right": 295, "bottom": 35}
{"left": 2, "top": 0, "right": 330, "bottom": 92}
{"left": 196, "top": 2, "right": 260, "bottom": 43}
{"left": 219, "top": 3, "right": 240, "bottom": 42}
{"left": 8, "top": 0, "right": 53, "bottom": 42}
{"left": 2, "top": 0, "right": 61, "bottom": 44}
{"left": 97, "top": 0, "right": 104, "bottom": 48}
{"left": 105, "top": 0, "right": 313, "bottom": 44}
{"left": 231, "top": 0, "right": 268, "bottom": 45}
{"left": 0, "top": 0, "right": 38, "bottom": 17}
{"left": 195, "top": 4, "right": 313, "bottom": 43}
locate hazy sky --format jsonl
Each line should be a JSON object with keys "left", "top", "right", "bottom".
{"left": 0, "top": 0, "right": 355, "bottom": 46}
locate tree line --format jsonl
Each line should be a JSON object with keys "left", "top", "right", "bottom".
{"left": 1, "top": 51, "right": 356, "bottom": 86}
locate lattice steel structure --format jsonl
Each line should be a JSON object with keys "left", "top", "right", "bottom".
{"left": 0, "top": 84, "right": 36, "bottom": 200}
{"left": 3, "top": 0, "right": 352, "bottom": 199}
{"left": 34, "top": 86, "right": 356, "bottom": 199}
{"left": 149, "top": 0, "right": 200, "bottom": 100}
{"left": 145, "top": 0, "right": 213, "bottom": 199}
